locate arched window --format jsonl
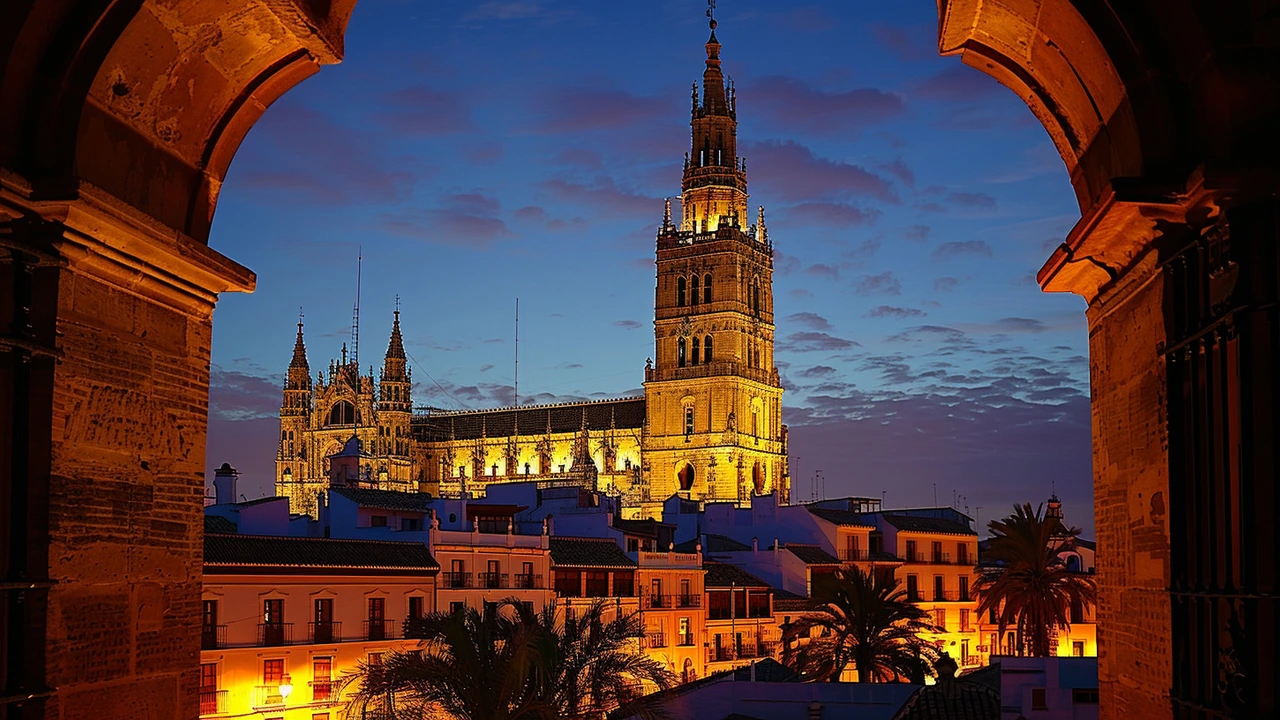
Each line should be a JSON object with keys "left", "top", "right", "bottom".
{"left": 752, "top": 281, "right": 760, "bottom": 315}
{"left": 678, "top": 462, "right": 695, "bottom": 491}
{"left": 691, "top": 337, "right": 700, "bottom": 366}
{"left": 684, "top": 408, "right": 694, "bottom": 436}
{"left": 704, "top": 273, "right": 712, "bottom": 303}
{"left": 677, "top": 338, "right": 686, "bottom": 368}
{"left": 677, "top": 276, "right": 686, "bottom": 307}
{"left": 704, "top": 335, "right": 713, "bottom": 363}
{"left": 690, "top": 275, "right": 700, "bottom": 306}
{"left": 752, "top": 462, "right": 764, "bottom": 495}
{"left": 327, "top": 401, "right": 356, "bottom": 426}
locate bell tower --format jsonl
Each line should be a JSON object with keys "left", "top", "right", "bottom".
{"left": 377, "top": 306, "right": 414, "bottom": 491}
{"left": 643, "top": 12, "right": 788, "bottom": 505}
{"left": 277, "top": 313, "right": 317, "bottom": 513}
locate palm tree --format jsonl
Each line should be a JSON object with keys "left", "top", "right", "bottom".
{"left": 342, "top": 599, "right": 674, "bottom": 720}
{"left": 781, "top": 566, "right": 941, "bottom": 683}
{"left": 974, "top": 503, "right": 1096, "bottom": 657}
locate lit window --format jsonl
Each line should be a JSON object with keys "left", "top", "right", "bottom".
{"left": 685, "top": 408, "right": 694, "bottom": 435}
{"left": 677, "top": 338, "right": 686, "bottom": 368}
{"left": 677, "top": 277, "right": 686, "bottom": 307}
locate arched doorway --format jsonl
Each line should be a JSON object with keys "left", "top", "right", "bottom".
{"left": 678, "top": 462, "right": 696, "bottom": 492}
{"left": 752, "top": 461, "right": 764, "bottom": 495}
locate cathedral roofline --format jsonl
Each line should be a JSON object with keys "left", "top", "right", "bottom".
{"left": 414, "top": 395, "right": 644, "bottom": 418}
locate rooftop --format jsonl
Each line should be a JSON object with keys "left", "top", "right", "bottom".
{"left": 704, "top": 562, "right": 770, "bottom": 588}
{"left": 330, "top": 486, "right": 434, "bottom": 513}
{"left": 205, "top": 534, "right": 439, "bottom": 573}
{"left": 549, "top": 537, "right": 636, "bottom": 568}
{"left": 779, "top": 544, "right": 841, "bottom": 566}
{"left": 882, "top": 514, "right": 977, "bottom": 536}
{"left": 807, "top": 507, "right": 877, "bottom": 528}
{"left": 414, "top": 397, "right": 645, "bottom": 441}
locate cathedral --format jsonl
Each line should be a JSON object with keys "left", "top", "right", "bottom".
{"left": 276, "top": 21, "right": 789, "bottom": 519}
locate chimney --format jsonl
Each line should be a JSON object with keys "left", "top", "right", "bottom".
{"left": 213, "top": 463, "right": 238, "bottom": 505}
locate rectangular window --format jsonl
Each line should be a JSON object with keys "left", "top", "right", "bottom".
{"left": 959, "top": 576, "right": 970, "bottom": 601}
{"left": 684, "top": 408, "right": 694, "bottom": 435}
{"left": 368, "top": 597, "right": 386, "bottom": 640}
{"left": 200, "top": 663, "right": 217, "bottom": 691}
{"left": 679, "top": 617, "right": 692, "bottom": 645}
{"left": 932, "top": 541, "right": 943, "bottom": 563}
{"left": 933, "top": 575, "right": 945, "bottom": 601}
{"left": 312, "top": 657, "right": 332, "bottom": 702}
{"left": 613, "top": 571, "right": 635, "bottom": 597}
{"left": 408, "top": 596, "right": 425, "bottom": 620}
{"left": 450, "top": 601, "right": 465, "bottom": 614}
{"left": 554, "top": 570, "right": 582, "bottom": 597}
{"left": 957, "top": 543, "right": 969, "bottom": 564}
{"left": 960, "top": 609, "right": 970, "bottom": 631}
{"left": 1073, "top": 641, "right": 1085, "bottom": 657}
{"left": 263, "top": 658, "right": 285, "bottom": 685}
{"left": 934, "top": 609, "right": 946, "bottom": 629}
{"left": 370, "top": 515, "right": 387, "bottom": 527}
{"left": 401, "top": 517, "right": 422, "bottom": 531}
{"left": 263, "top": 598, "right": 283, "bottom": 624}
{"left": 313, "top": 598, "right": 335, "bottom": 643}
{"left": 1072, "top": 688, "right": 1100, "bottom": 704}
{"left": 202, "top": 600, "right": 220, "bottom": 649}
{"left": 680, "top": 578, "right": 691, "bottom": 604}
{"left": 906, "top": 574, "right": 919, "bottom": 601}
{"left": 905, "top": 540, "right": 917, "bottom": 562}
{"left": 1031, "top": 688, "right": 1047, "bottom": 710}
{"left": 627, "top": 537, "right": 639, "bottom": 552}
{"left": 584, "top": 571, "right": 609, "bottom": 597}
{"left": 1071, "top": 597, "right": 1085, "bottom": 624}
{"left": 313, "top": 715, "right": 331, "bottom": 720}
{"left": 368, "top": 653, "right": 383, "bottom": 666}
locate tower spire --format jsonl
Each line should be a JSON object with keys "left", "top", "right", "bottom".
{"left": 290, "top": 308, "right": 309, "bottom": 371}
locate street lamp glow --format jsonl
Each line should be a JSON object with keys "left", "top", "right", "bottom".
{"left": 278, "top": 673, "right": 293, "bottom": 701}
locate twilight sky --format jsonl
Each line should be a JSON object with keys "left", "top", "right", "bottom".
{"left": 206, "top": 0, "right": 1095, "bottom": 537}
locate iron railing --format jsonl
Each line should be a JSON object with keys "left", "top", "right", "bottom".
{"left": 198, "top": 689, "right": 227, "bottom": 715}
{"left": 365, "top": 619, "right": 395, "bottom": 641}
{"left": 201, "top": 624, "right": 226, "bottom": 650}
{"left": 512, "top": 573, "right": 542, "bottom": 589}
{"left": 441, "top": 572, "right": 473, "bottom": 589}
{"left": 257, "top": 622, "right": 292, "bottom": 647}
{"left": 309, "top": 621, "right": 342, "bottom": 643}
{"left": 478, "top": 572, "right": 509, "bottom": 589}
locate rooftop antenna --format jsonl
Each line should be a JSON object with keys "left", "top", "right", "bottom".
{"left": 513, "top": 298, "right": 520, "bottom": 444}
{"left": 933, "top": 482, "right": 938, "bottom": 507}
{"left": 352, "top": 248, "right": 363, "bottom": 432}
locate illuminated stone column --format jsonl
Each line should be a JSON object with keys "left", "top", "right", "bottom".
{"left": 1, "top": 186, "right": 253, "bottom": 719}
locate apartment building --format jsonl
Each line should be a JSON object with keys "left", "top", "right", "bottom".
{"left": 633, "top": 547, "right": 706, "bottom": 682}
{"left": 703, "top": 563, "right": 779, "bottom": 675}
{"left": 200, "top": 533, "right": 438, "bottom": 718}
{"left": 549, "top": 536, "right": 641, "bottom": 620}
{"left": 430, "top": 501, "right": 555, "bottom": 614}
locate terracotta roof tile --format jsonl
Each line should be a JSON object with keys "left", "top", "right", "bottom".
{"left": 204, "top": 534, "right": 438, "bottom": 571}
{"left": 330, "top": 487, "right": 435, "bottom": 513}
{"left": 549, "top": 537, "right": 636, "bottom": 568}
{"left": 703, "top": 563, "right": 770, "bottom": 588}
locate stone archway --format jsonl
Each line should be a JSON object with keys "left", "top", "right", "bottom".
{"left": 1, "top": 2, "right": 1276, "bottom": 718}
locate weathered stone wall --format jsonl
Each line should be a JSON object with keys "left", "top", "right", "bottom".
{"left": 1086, "top": 248, "right": 1172, "bottom": 720}
{"left": 44, "top": 262, "right": 214, "bottom": 719}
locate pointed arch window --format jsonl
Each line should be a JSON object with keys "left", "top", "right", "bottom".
{"left": 704, "top": 335, "right": 713, "bottom": 364}
{"left": 678, "top": 463, "right": 695, "bottom": 491}
{"left": 677, "top": 338, "right": 687, "bottom": 368}
{"left": 691, "top": 337, "right": 700, "bottom": 366}
{"left": 690, "top": 275, "right": 700, "bottom": 306}
{"left": 677, "top": 276, "right": 686, "bottom": 307}
{"left": 704, "top": 274, "right": 712, "bottom": 303}
{"left": 327, "top": 401, "right": 356, "bottom": 426}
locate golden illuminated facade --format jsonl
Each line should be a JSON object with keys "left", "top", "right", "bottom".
{"left": 276, "top": 312, "right": 416, "bottom": 517}
{"left": 643, "top": 24, "right": 788, "bottom": 505}
{"left": 276, "top": 23, "right": 787, "bottom": 518}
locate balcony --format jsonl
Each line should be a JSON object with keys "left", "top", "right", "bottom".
{"left": 838, "top": 549, "right": 869, "bottom": 562}
{"left": 932, "top": 553, "right": 951, "bottom": 564}
{"left": 512, "top": 573, "right": 543, "bottom": 589}
{"left": 311, "top": 680, "right": 335, "bottom": 703}
{"left": 309, "top": 621, "right": 342, "bottom": 643}
{"left": 201, "top": 624, "right": 226, "bottom": 650}
{"left": 441, "top": 572, "right": 473, "bottom": 589}
{"left": 706, "top": 641, "right": 778, "bottom": 663}
{"left": 642, "top": 593, "right": 702, "bottom": 610}
{"left": 257, "top": 622, "right": 292, "bottom": 647}
{"left": 253, "top": 685, "right": 286, "bottom": 707}
{"left": 927, "top": 591, "right": 972, "bottom": 603}
{"left": 678, "top": 633, "right": 695, "bottom": 647}
{"left": 645, "top": 631, "right": 667, "bottom": 648}
{"left": 478, "top": 572, "right": 509, "bottom": 589}
{"left": 365, "top": 618, "right": 395, "bottom": 641}
{"left": 198, "top": 689, "right": 226, "bottom": 715}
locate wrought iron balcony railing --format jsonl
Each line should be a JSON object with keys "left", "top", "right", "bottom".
{"left": 198, "top": 689, "right": 227, "bottom": 716}
{"left": 478, "top": 572, "right": 509, "bottom": 589}
{"left": 201, "top": 624, "right": 226, "bottom": 650}
{"left": 309, "top": 621, "right": 342, "bottom": 643}
{"left": 257, "top": 622, "right": 292, "bottom": 647}
{"left": 310, "top": 680, "right": 335, "bottom": 703}
{"left": 512, "top": 573, "right": 543, "bottom": 589}
{"left": 441, "top": 572, "right": 473, "bottom": 589}
{"left": 365, "top": 618, "right": 395, "bottom": 641}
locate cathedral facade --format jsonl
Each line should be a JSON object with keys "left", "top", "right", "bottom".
{"left": 275, "top": 23, "right": 788, "bottom": 518}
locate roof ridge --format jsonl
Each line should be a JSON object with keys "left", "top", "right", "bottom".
{"left": 213, "top": 533, "right": 428, "bottom": 547}
{"left": 419, "top": 395, "right": 644, "bottom": 417}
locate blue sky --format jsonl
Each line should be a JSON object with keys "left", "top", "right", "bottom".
{"left": 206, "top": 0, "right": 1094, "bottom": 536}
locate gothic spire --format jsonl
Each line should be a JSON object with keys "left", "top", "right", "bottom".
{"left": 385, "top": 307, "right": 406, "bottom": 361}
{"left": 290, "top": 312, "right": 310, "bottom": 372}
